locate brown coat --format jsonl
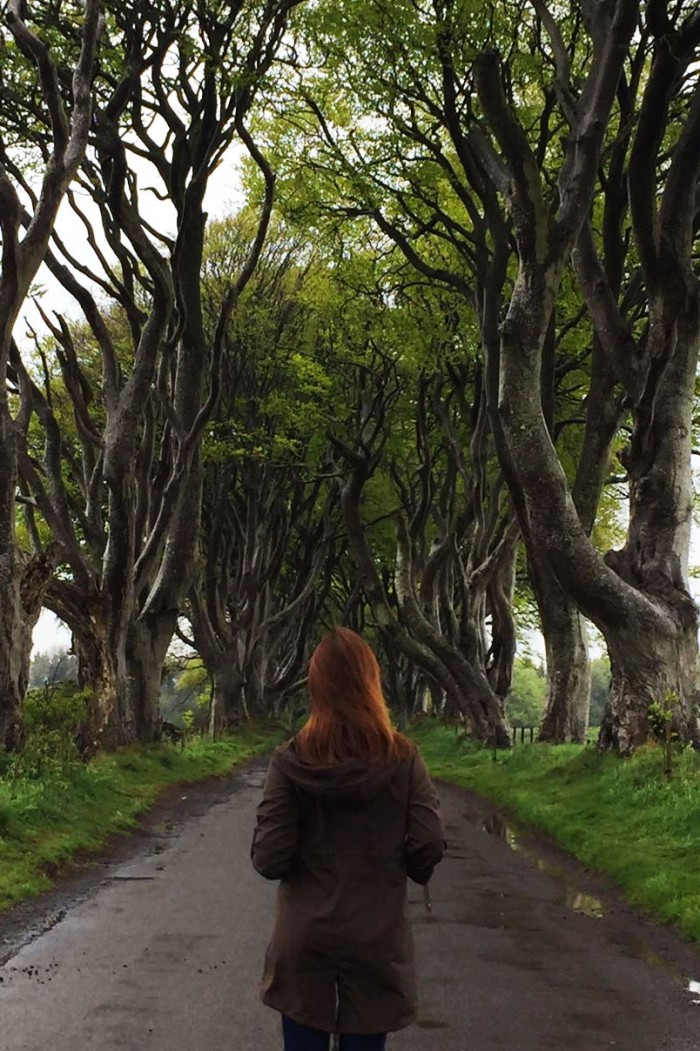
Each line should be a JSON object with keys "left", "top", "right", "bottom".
{"left": 251, "top": 738, "right": 445, "bottom": 1035}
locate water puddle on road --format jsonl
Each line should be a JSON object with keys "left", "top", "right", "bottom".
{"left": 108, "top": 876, "right": 156, "bottom": 882}
{"left": 463, "top": 807, "right": 607, "bottom": 921}
{"left": 239, "top": 770, "right": 266, "bottom": 790}
{"left": 461, "top": 803, "right": 700, "bottom": 1004}
{"left": 563, "top": 891, "right": 606, "bottom": 920}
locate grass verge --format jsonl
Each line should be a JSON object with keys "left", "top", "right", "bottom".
{"left": 411, "top": 719, "right": 700, "bottom": 943}
{"left": 0, "top": 725, "right": 282, "bottom": 914}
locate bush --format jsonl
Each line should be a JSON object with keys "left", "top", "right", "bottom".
{"left": 6, "top": 684, "right": 91, "bottom": 780}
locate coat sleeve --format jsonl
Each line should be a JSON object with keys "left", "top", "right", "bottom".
{"left": 251, "top": 752, "right": 300, "bottom": 880}
{"left": 405, "top": 749, "right": 446, "bottom": 885}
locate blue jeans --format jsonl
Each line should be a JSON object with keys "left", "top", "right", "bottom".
{"left": 282, "top": 1014, "right": 387, "bottom": 1050}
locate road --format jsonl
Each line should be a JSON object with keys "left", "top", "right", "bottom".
{"left": 1, "top": 756, "right": 699, "bottom": 1050}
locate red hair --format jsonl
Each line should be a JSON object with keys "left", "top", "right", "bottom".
{"left": 295, "top": 628, "right": 413, "bottom": 765}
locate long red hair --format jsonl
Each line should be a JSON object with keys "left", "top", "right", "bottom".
{"left": 295, "top": 628, "right": 413, "bottom": 765}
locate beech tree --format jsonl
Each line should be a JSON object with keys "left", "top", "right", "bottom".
{"left": 568, "top": 3, "right": 700, "bottom": 748}
{"left": 10, "top": 0, "right": 303, "bottom": 749}
{"left": 186, "top": 224, "right": 340, "bottom": 729}
{"left": 472, "top": 2, "right": 700, "bottom": 752}
{"left": 278, "top": 0, "right": 700, "bottom": 751}
{"left": 314, "top": 251, "right": 515, "bottom": 745}
{"left": 333, "top": 360, "right": 516, "bottom": 746}
{"left": 0, "top": 0, "right": 102, "bottom": 750}
{"left": 264, "top": 0, "right": 609, "bottom": 742}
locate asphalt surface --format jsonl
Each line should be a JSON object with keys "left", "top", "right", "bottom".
{"left": 1, "top": 756, "right": 699, "bottom": 1050}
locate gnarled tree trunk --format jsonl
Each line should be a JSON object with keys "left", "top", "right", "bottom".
{"left": 210, "top": 661, "right": 245, "bottom": 738}
{"left": 340, "top": 454, "right": 511, "bottom": 747}
{"left": 600, "top": 608, "right": 699, "bottom": 752}
{"left": 46, "top": 583, "right": 124, "bottom": 754}
{"left": 124, "top": 614, "right": 176, "bottom": 742}
{"left": 537, "top": 569, "right": 591, "bottom": 744}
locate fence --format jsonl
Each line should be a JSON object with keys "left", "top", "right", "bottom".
{"left": 512, "top": 725, "right": 537, "bottom": 744}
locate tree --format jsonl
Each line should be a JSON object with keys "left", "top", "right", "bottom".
{"left": 12, "top": 0, "right": 303, "bottom": 749}
{"left": 0, "top": 0, "right": 102, "bottom": 749}
{"left": 263, "top": 0, "right": 621, "bottom": 742}
{"left": 186, "top": 221, "right": 340, "bottom": 730}
{"left": 474, "top": 4, "right": 700, "bottom": 752}
{"left": 322, "top": 258, "right": 514, "bottom": 746}
{"left": 282, "top": 0, "right": 700, "bottom": 751}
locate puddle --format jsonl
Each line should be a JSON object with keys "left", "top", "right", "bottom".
{"left": 608, "top": 933, "right": 700, "bottom": 1005}
{"left": 564, "top": 891, "right": 606, "bottom": 919}
{"left": 239, "top": 770, "right": 266, "bottom": 790}
{"left": 108, "top": 876, "right": 156, "bottom": 882}
{"left": 463, "top": 808, "right": 607, "bottom": 921}
{"left": 461, "top": 800, "right": 700, "bottom": 1000}
{"left": 619, "top": 938, "right": 671, "bottom": 971}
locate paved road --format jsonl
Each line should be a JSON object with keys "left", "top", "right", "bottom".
{"left": 1, "top": 757, "right": 699, "bottom": 1050}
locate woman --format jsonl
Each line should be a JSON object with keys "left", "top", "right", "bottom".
{"left": 251, "top": 627, "right": 445, "bottom": 1050}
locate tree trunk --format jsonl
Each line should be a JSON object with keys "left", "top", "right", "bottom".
{"left": 242, "top": 642, "right": 271, "bottom": 720}
{"left": 538, "top": 583, "right": 591, "bottom": 744}
{"left": 339, "top": 462, "right": 510, "bottom": 746}
{"left": 124, "top": 614, "right": 175, "bottom": 742}
{"left": 210, "top": 663, "right": 244, "bottom": 737}
{"left": 0, "top": 543, "right": 65, "bottom": 749}
{"left": 45, "top": 584, "right": 127, "bottom": 753}
{"left": 598, "top": 304, "right": 700, "bottom": 751}
{"left": 396, "top": 552, "right": 511, "bottom": 744}
{"left": 496, "top": 290, "right": 700, "bottom": 753}
{"left": 75, "top": 631, "right": 121, "bottom": 757}
{"left": 599, "top": 612, "right": 700, "bottom": 753}
{"left": 0, "top": 575, "right": 24, "bottom": 751}
{"left": 0, "top": 351, "right": 24, "bottom": 748}
{"left": 485, "top": 534, "right": 518, "bottom": 700}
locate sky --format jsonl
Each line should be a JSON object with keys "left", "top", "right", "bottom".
{"left": 33, "top": 609, "right": 71, "bottom": 655}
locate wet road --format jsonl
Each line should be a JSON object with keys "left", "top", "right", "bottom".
{"left": 1, "top": 757, "right": 699, "bottom": 1050}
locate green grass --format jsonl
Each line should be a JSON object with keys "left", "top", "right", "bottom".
{"left": 411, "top": 719, "right": 700, "bottom": 942}
{"left": 0, "top": 725, "right": 283, "bottom": 913}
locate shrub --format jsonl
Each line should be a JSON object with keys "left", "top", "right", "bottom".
{"left": 6, "top": 684, "right": 91, "bottom": 780}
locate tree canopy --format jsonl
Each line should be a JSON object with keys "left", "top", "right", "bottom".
{"left": 1, "top": 0, "right": 699, "bottom": 755}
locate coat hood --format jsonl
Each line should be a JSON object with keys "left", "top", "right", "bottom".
{"left": 274, "top": 738, "right": 409, "bottom": 806}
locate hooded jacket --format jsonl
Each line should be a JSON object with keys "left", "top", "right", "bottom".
{"left": 251, "top": 737, "right": 445, "bottom": 1035}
